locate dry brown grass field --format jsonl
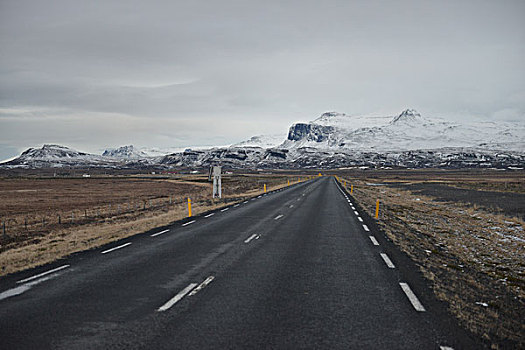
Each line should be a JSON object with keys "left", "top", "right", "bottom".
{"left": 0, "top": 173, "right": 299, "bottom": 276}
{"left": 336, "top": 169, "right": 524, "bottom": 349}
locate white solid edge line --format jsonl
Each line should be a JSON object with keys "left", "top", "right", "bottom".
{"left": 244, "top": 234, "right": 257, "bottom": 243}
{"left": 440, "top": 346, "right": 454, "bottom": 350}
{"left": 363, "top": 224, "right": 370, "bottom": 232}
{"left": 357, "top": 217, "right": 363, "bottom": 222}
{"left": 399, "top": 282, "right": 426, "bottom": 312}
{"left": 369, "top": 236, "right": 380, "bottom": 246}
{"left": 17, "top": 265, "right": 71, "bottom": 284}
{"left": 151, "top": 229, "right": 169, "bottom": 237}
{"left": 274, "top": 214, "right": 284, "bottom": 220}
{"left": 188, "top": 276, "right": 215, "bottom": 296}
{"left": 380, "top": 253, "right": 396, "bottom": 268}
{"left": 220, "top": 207, "right": 229, "bottom": 212}
{"left": 157, "top": 283, "right": 198, "bottom": 312}
{"left": 101, "top": 242, "right": 131, "bottom": 254}
{"left": 182, "top": 220, "right": 196, "bottom": 227}
{"left": 204, "top": 213, "right": 214, "bottom": 218}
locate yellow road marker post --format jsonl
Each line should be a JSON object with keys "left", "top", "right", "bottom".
{"left": 188, "top": 197, "right": 192, "bottom": 217}
{"left": 375, "top": 200, "right": 380, "bottom": 219}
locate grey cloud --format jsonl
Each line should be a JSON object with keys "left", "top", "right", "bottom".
{"left": 0, "top": 0, "right": 524, "bottom": 160}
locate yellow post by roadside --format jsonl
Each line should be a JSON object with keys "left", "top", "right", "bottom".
{"left": 375, "top": 199, "right": 380, "bottom": 219}
{"left": 287, "top": 179, "right": 290, "bottom": 186}
{"left": 351, "top": 185, "right": 353, "bottom": 194}
{"left": 264, "top": 184, "right": 267, "bottom": 193}
{"left": 188, "top": 197, "right": 192, "bottom": 217}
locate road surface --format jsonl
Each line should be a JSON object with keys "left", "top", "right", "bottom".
{"left": 0, "top": 176, "right": 480, "bottom": 349}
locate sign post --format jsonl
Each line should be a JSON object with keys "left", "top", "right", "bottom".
{"left": 212, "top": 166, "right": 222, "bottom": 198}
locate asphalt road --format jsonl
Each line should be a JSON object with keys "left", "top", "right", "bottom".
{"left": 0, "top": 176, "right": 481, "bottom": 349}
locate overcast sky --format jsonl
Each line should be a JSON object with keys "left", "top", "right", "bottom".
{"left": 1, "top": 0, "right": 524, "bottom": 160}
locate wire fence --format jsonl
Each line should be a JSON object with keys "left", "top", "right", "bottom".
{"left": 0, "top": 194, "right": 245, "bottom": 247}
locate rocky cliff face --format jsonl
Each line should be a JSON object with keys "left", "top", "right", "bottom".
{"left": 287, "top": 123, "right": 335, "bottom": 142}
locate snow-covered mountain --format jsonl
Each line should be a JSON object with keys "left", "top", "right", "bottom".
{"left": 231, "top": 134, "right": 285, "bottom": 148}
{"left": 102, "top": 145, "right": 148, "bottom": 159}
{"left": 2, "top": 144, "right": 115, "bottom": 168}
{"left": 2, "top": 109, "right": 524, "bottom": 169}
{"left": 1, "top": 144, "right": 156, "bottom": 169}
{"left": 281, "top": 109, "right": 525, "bottom": 152}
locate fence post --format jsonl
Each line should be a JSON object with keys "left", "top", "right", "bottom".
{"left": 58, "top": 214, "right": 61, "bottom": 224}
{"left": 25, "top": 217, "right": 27, "bottom": 230}
{"left": 2, "top": 221, "right": 5, "bottom": 238}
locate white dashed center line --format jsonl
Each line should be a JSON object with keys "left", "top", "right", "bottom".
{"left": 354, "top": 211, "right": 359, "bottom": 215}
{"left": 188, "top": 276, "right": 215, "bottom": 296}
{"left": 151, "top": 229, "right": 169, "bottom": 237}
{"left": 182, "top": 220, "right": 196, "bottom": 227}
{"left": 244, "top": 234, "right": 258, "bottom": 243}
{"left": 369, "top": 236, "right": 379, "bottom": 246}
{"left": 101, "top": 242, "right": 131, "bottom": 254}
{"left": 204, "top": 213, "right": 214, "bottom": 218}
{"left": 399, "top": 283, "right": 426, "bottom": 312}
{"left": 157, "top": 283, "right": 198, "bottom": 312}
{"left": 274, "top": 214, "right": 284, "bottom": 220}
{"left": 380, "top": 253, "right": 395, "bottom": 268}
{"left": 357, "top": 217, "right": 363, "bottom": 222}
{"left": 17, "top": 265, "right": 70, "bottom": 284}
{"left": 362, "top": 224, "right": 370, "bottom": 232}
